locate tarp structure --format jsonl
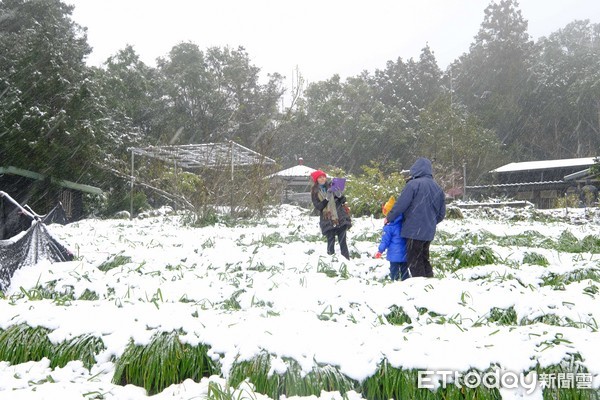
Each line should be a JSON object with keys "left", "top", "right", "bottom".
{"left": 130, "top": 141, "right": 276, "bottom": 169}
{"left": 0, "top": 191, "right": 73, "bottom": 292}
{"left": 128, "top": 141, "right": 277, "bottom": 215}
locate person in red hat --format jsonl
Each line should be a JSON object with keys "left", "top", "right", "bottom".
{"left": 310, "top": 170, "right": 351, "bottom": 259}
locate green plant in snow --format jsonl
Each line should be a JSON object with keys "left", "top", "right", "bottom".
{"left": 207, "top": 381, "right": 258, "bottom": 400}
{"left": 317, "top": 258, "right": 338, "bottom": 278}
{"left": 583, "top": 283, "right": 599, "bottom": 296}
{"left": 541, "top": 273, "right": 566, "bottom": 291}
{"left": 385, "top": 305, "right": 413, "bottom": 325}
{"left": 361, "top": 360, "right": 502, "bottom": 400}
{"left": 78, "top": 289, "right": 100, "bottom": 300}
{"left": 496, "top": 230, "right": 546, "bottom": 247}
{"left": 436, "top": 230, "right": 495, "bottom": 247}
{"left": 555, "top": 230, "right": 582, "bottom": 253}
{"left": 228, "top": 353, "right": 357, "bottom": 399}
{"left": 338, "top": 264, "right": 350, "bottom": 279}
{"left": 446, "top": 246, "right": 500, "bottom": 269}
{"left": 51, "top": 335, "right": 105, "bottom": 369}
{"left": 222, "top": 289, "right": 245, "bottom": 310}
{"left": 541, "top": 269, "right": 600, "bottom": 290}
{"left": 565, "top": 269, "right": 600, "bottom": 283}
{"left": 580, "top": 235, "right": 600, "bottom": 253}
{"left": 112, "top": 331, "right": 218, "bottom": 394}
{"left": 0, "top": 324, "right": 53, "bottom": 364}
{"left": 534, "top": 354, "right": 600, "bottom": 399}
{"left": 488, "top": 307, "right": 518, "bottom": 325}
{"left": 522, "top": 252, "right": 549, "bottom": 266}
{"left": 98, "top": 253, "right": 132, "bottom": 272}
{"left": 523, "top": 313, "right": 565, "bottom": 327}
{"left": 352, "top": 231, "right": 381, "bottom": 243}
{"left": 256, "top": 232, "right": 285, "bottom": 247}
{"left": 15, "top": 280, "right": 78, "bottom": 301}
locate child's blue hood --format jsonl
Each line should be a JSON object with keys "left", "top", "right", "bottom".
{"left": 388, "top": 214, "right": 403, "bottom": 226}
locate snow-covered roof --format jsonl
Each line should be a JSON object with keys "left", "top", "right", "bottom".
{"left": 491, "top": 157, "right": 598, "bottom": 173}
{"left": 268, "top": 164, "right": 317, "bottom": 178}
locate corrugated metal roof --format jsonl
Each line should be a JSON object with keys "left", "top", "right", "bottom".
{"left": 491, "top": 157, "right": 598, "bottom": 173}
{"left": 466, "top": 180, "right": 564, "bottom": 189}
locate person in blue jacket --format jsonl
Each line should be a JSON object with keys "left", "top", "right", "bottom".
{"left": 375, "top": 196, "right": 408, "bottom": 281}
{"left": 385, "top": 157, "right": 446, "bottom": 278}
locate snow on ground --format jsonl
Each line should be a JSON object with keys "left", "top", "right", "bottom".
{"left": 0, "top": 204, "right": 599, "bottom": 399}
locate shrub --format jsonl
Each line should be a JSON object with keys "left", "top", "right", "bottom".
{"left": 341, "top": 162, "right": 406, "bottom": 217}
{"left": 104, "top": 189, "right": 149, "bottom": 217}
{"left": 445, "top": 206, "right": 464, "bottom": 219}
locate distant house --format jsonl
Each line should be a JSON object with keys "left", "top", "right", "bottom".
{"left": 465, "top": 157, "right": 599, "bottom": 209}
{"left": 0, "top": 166, "right": 102, "bottom": 225}
{"left": 267, "top": 158, "right": 317, "bottom": 206}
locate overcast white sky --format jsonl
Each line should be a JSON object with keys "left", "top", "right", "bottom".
{"left": 65, "top": 0, "right": 600, "bottom": 88}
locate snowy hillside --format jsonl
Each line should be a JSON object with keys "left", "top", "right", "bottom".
{"left": 0, "top": 205, "right": 599, "bottom": 400}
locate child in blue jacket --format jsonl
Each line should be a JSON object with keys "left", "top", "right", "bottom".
{"left": 375, "top": 197, "right": 409, "bottom": 281}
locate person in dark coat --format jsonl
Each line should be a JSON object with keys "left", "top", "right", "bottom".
{"left": 375, "top": 196, "right": 408, "bottom": 281}
{"left": 385, "top": 158, "right": 445, "bottom": 277}
{"left": 311, "top": 170, "right": 351, "bottom": 259}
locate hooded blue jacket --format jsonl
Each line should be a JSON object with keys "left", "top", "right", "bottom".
{"left": 386, "top": 158, "right": 446, "bottom": 241}
{"left": 378, "top": 215, "right": 407, "bottom": 262}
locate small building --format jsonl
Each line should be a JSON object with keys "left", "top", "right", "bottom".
{"left": 0, "top": 166, "right": 102, "bottom": 223}
{"left": 267, "top": 158, "right": 316, "bottom": 206}
{"left": 465, "top": 157, "right": 599, "bottom": 209}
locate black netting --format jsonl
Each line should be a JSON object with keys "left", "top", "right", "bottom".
{"left": 41, "top": 202, "right": 68, "bottom": 225}
{"left": 0, "top": 222, "right": 73, "bottom": 292}
{"left": 0, "top": 196, "right": 32, "bottom": 240}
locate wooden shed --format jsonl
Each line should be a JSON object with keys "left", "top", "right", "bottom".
{"left": 465, "top": 157, "right": 598, "bottom": 209}
{"left": 267, "top": 158, "right": 317, "bottom": 206}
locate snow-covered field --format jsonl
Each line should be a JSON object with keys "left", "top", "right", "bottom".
{"left": 1, "top": 204, "right": 599, "bottom": 400}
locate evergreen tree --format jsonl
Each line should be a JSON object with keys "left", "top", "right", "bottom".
{"left": 452, "top": 0, "right": 535, "bottom": 157}
{"left": 153, "top": 43, "right": 282, "bottom": 149}
{"left": 417, "top": 95, "right": 505, "bottom": 184}
{"left": 0, "top": 0, "right": 105, "bottom": 181}
{"left": 525, "top": 20, "right": 600, "bottom": 159}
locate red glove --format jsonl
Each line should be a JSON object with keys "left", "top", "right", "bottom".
{"left": 374, "top": 252, "right": 382, "bottom": 259}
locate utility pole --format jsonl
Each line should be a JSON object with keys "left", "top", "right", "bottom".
{"left": 130, "top": 149, "right": 135, "bottom": 219}
{"left": 463, "top": 160, "right": 467, "bottom": 200}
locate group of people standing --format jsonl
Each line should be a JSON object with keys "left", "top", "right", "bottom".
{"left": 311, "top": 157, "right": 446, "bottom": 280}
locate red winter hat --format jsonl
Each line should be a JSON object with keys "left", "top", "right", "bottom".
{"left": 311, "top": 170, "right": 327, "bottom": 183}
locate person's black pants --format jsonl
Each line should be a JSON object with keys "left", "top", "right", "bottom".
{"left": 405, "top": 239, "right": 433, "bottom": 277}
{"left": 326, "top": 226, "right": 350, "bottom": 259}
